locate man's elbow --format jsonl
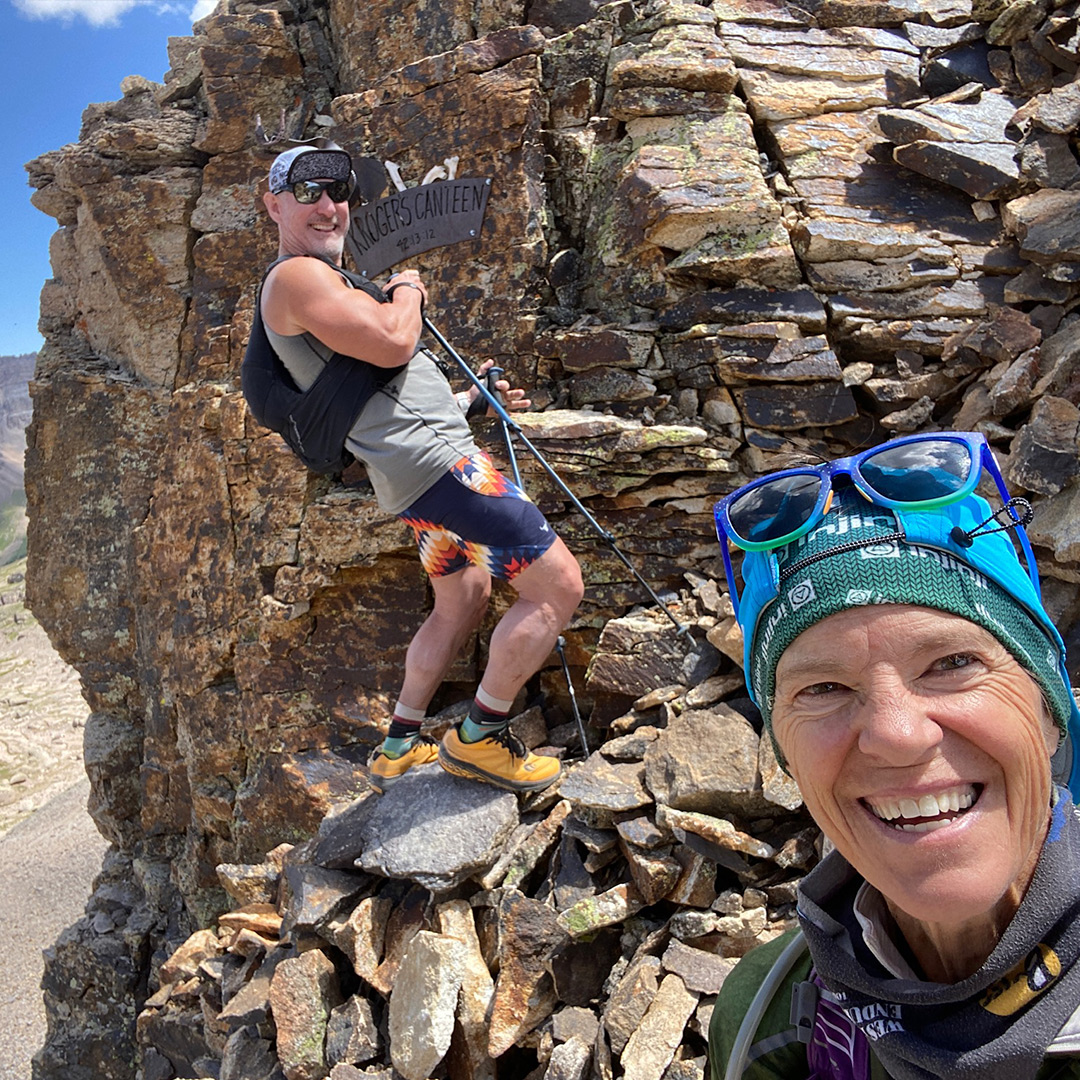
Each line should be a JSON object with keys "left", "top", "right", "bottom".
{"left": 373, "top": 334, "right": 421, "bottom": 367}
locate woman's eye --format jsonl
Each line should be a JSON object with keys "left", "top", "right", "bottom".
{"left": 933, "top": 652, "right": 977, "bottom": 672}
{"left": 803, "top": 681, "right": 844, "bottom": 696}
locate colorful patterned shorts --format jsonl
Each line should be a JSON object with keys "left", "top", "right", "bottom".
{"left": 398, "top": 453, "right": 558, "bottom": 582}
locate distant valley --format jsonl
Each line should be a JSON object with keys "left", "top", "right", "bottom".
{"left": 0, "top": 354, "right": 33, "bottom": 565}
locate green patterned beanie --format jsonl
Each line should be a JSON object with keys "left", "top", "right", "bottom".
{"left": 750, "top": 488, "right": 1072, "bottom": 767}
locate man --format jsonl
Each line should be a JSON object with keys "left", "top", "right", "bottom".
{"left": 259, "top": 143, "right": 584, "bottom": 794}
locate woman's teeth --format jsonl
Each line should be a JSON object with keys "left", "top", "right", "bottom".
{"left": 865, "top": 787, "right": 976, "bottom": 833}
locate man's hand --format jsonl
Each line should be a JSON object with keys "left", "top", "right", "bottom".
{"left": 468, "top": 359, "right": 531, "bottom": 416}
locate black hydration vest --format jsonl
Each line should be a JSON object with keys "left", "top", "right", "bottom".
{"left": 241, "top": 254, "right": 406, "bottom": 474}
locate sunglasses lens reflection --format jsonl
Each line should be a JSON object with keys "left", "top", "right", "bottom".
{"left": 291, "top": 180, "right": 350, "bottom": 204}
{"left": 859, "top": 439, "right": 972, "bottom": 503}
{"left": 727, "top": 473, "right": 821, "bottom": 546}
{"left": 723, "top": 438, "right": 977, "bottom": 549}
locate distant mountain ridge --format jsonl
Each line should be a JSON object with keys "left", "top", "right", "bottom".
{"left": 0, "top": 353, "right": 34, "bottom": 505}
{"left": 0, "top": 353, "right": 34, "bottom": 563}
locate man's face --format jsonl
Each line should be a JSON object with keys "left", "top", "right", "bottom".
{"left": 772, "top": 604, "right": 1058, "bottom": 932}
{"left": 263, "top": 181, "right": 349, "bottom": 261}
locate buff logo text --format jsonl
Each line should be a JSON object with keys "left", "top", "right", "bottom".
{"left": 780, "top": 507, "right": 895, "bottom": 564}
{"left": 844, "top": 1002, "right": 904, "bottom": 1042}
{"left": 755, "top": 600, "right": 789, "bottom": 663}
{"left": 912, "top": 546, "right": 990, "bottom": 585}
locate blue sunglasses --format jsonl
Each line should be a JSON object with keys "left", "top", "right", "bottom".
{"left": 713, "top": 431, "right": 1040, "bottom": 617}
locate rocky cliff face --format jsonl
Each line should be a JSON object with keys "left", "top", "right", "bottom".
{"left": 22, "top": 0, "right": 1080, "bottom": 1076}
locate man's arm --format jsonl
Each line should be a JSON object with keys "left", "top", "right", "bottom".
{"left": 261, "top": 256, "right": 426, "bottom": 368}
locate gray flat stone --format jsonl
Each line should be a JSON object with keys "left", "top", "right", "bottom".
{"left": 892, "top": 139, "right": 1020, "bottom": 200}
{"left": 314, "top": 769, "right": 519, "bottom": 892}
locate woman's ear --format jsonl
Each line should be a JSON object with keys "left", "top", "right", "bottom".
{"left": 1041, "top": 693, "right": 1061, "bottom": 758}
{"left": 1044, "top": 718, "right": 1061, "bottom": 759}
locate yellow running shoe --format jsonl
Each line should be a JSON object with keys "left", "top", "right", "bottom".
{"left": 439, "top": 724, "right": 562, "bottom": 793}
{"left": 368, "top": 736, "right": 440, "bottom": 793}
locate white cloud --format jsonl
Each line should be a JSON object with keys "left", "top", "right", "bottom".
{"left": 14, "top": 0, "right": 139, "bottom": 26}
{"left": 12, "top": 0, "right": 218, "bottom": 27}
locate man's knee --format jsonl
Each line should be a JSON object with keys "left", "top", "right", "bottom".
{"left": 556, "top": 548, "right": 585, "bottom": 611}
{"left": 521, "top": 540, "right": 584, "bottom": 618}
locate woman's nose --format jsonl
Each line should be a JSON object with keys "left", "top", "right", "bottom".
{"left": 855, "top": 690, "right": 943, "bottom": 765}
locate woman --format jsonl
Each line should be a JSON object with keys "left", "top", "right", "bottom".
{"left": 707, "top": 431, "right": 1080, "bottom": 1080}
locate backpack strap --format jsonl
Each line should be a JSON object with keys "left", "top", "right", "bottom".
{"left": 724, "top": 931, "right": 876, "bottom": 1080}
{"left": 725, "top": 930, "right": 809, "bottom": 1080}
{"left": 803, "top": 972, "right": 873, "bottom": 1080}
{"left": 261, "top": 251, "right": 389, "bottom": 304}
{"left": 790, "top": 974, "right": 820, "bottom": 1044}
{"left": 242, "top": 255, "right": 406, "bottom": 474}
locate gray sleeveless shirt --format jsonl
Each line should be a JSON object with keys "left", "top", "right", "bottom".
{"left": 262, "top": 273, "right": 480, "bottom": 514}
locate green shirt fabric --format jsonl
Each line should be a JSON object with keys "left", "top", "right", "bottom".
{"left": 708, "top": 930, "right": 1080, "bottom": 1080}
{"left": 709, "top": 929, "right": 813, "bottom": 1080}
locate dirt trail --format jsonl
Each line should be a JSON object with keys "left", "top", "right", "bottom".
{"left": 0, "top": 555, "right": 107, "bottom": 1079}
{"left": 0, "top": 778, "right": 106, "bottom": 1080}
{"left": 0, "top": 556, "right": 90, "bottom": 836}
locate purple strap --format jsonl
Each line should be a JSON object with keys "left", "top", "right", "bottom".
{"left": 805, "top": 971, "right": 871, "bottom": 1080}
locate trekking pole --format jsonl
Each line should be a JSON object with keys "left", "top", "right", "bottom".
{"left": 483, "top": 366, "right": 522, "bottom": 489}
{"left": 488, "top": 367, "right": 588, "bottom": 755}
{"left": 556, "top": 635, "right": 589, "bottom": 756}
{"left": 422, "top": 315, "right": 691, "bottom": 639}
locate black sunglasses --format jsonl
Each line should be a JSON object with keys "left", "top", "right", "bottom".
{"left": 286, "top": 179, "right": 351, "bottom": 204}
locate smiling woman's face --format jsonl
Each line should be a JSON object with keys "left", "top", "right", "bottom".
{"left": 773, "top": 604, "right": 1058, "bottom": 930}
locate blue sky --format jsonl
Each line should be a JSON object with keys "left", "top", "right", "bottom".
{"left": 2, "top": 0, "right": 215, "bottom": 357}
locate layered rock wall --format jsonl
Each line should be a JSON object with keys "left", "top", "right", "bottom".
{"left": 22, "top": 0, "right": 1080, "bottom": 1075}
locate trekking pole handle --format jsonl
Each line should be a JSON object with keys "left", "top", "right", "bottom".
{"left": 423, "top": 316, "right": 521, "bottom": 432}
{"left": 486, "top": 366, "right": 506, "bottom": 407}
{"left": 485, "top": 365, "right": 523, "bottom": 487}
